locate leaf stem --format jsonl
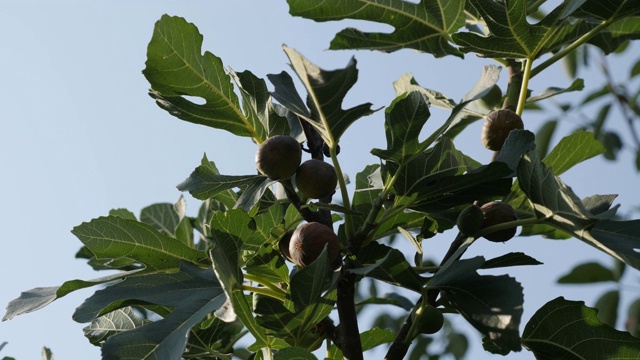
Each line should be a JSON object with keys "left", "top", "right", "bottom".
{"left": 242, "top": 284, "right": 286, "bottom": 302}
{"left": 330, "top": 145, "right": 354, "bottom": 238}
{"left": 530, "top": 19, "right": 614, "bottom": 78}
{"left": 516, "top": 58, "right": 533, "bottom": 116}
{"left": 244, "top": 273, "right": 287, "bottom": 297}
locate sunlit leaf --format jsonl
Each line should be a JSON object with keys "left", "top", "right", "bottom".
{"left": 288, "top": 0, "right": 465, "bottom": 57}
{"left": 83, "top": 307, "right": 151, "bottom": 345}
{"left": 144, "top": 15, "right": 263, "bottom": 139}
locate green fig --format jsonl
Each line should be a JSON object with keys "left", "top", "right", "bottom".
{"left": 457, "top": 204, "right": 484, "bottom": 236}
{"left": 295, "top": 159, "right": 338, "bottom": 199}
{"left": 413, "top": 305, "right": 444, "bottom": 335}
{"left": 255, "top": 135, "right": 302, "bottom": 180}
{"left": 481, "top": 109, "right": 524, "bottom": 151}
{"left": 480, "top": 201, "right": 518, "bottom": 242}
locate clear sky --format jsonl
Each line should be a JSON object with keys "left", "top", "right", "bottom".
{"left": 1, "top": 1, "right": 639, "bottom": 359}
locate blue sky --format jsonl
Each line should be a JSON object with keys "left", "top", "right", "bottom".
{"left": 1, "top": 1, "right": 639, "bottom": 359}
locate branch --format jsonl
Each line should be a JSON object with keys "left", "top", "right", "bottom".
{"left": 336, "top": 269, "right": 363, "bottom": 360}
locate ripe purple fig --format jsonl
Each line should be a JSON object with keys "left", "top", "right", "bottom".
{"left": 295, "top": 159, "right": 338, "bottom": 199}
{"left": 289, "top": 222, "right": 340, "bottom": 268}
{"left": 255, "top": 135, "right": 302, "bottom": 180}
{"left": 480, "top": 201, "right": 518, "bottom": 242}
{"left": 481, "top": 109, "right": 524, "bottom": 151}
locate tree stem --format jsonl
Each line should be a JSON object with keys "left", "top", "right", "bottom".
{"left": 337, "top": 269, "right": 363, "bottom": 360}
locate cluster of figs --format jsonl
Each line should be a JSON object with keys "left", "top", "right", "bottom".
{"left": 457, "top": 108, "right": 524, "bottom": 242}
{"left": 255, "top": 135, "right": 341, "bottom": 268}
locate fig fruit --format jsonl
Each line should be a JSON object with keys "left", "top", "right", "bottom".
{"left": 481, "top": 109, "right": 524, "bottom": 151}
{"left": 295, "top": 159, "right": 338, "bottom": 199}
{"left": 480, "top": 201, "right": 518, "bottom": 242}
{"left": 457, "top": 204, "right": 484, "bottom": 236}
{"left": 278, "top": 230, "right": 294, "bottom": 262}
{"left": 413, "top": 305, "right": 444, "bottom": 335}
{"left": 289, "top": 222, "right": 340, "bottom": 268}
{"left": 255, "top": 135, "right": 302, "bottom": 180}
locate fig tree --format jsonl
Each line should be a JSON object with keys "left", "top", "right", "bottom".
{"left": 255, "top": 135, "right": 302, "bottom": 180}
{"left": 457, "top": 204, "right": 484, "bottom": 236}
{"left": 288, "top": 222, "right": 340, "bottom": 268}
{"left": 481, "top": 109, "right": 524, "bottom": 151}
{"left": 295, "top": 159, "right": 338, "bottom": 199}
{"left": 480, "top": 201, "right": 518, "bottom": 242}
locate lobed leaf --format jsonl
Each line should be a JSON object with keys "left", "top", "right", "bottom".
{"left": 279, "top": 46, "right": 375, "bottom": 144}
{"left": 177, "top": 154, "right": 266, "bottom": 202}
{"left": 371, "top": 91, "right": 430, "bottom": 164}
{"left": 287, "top": 0, "right": 465, "bottom": 57}
{"left": 452, "top": 0, "right": 576, "bottom": 59}
{"left": 143, "top": 15, "right": 263, "bottom": 139}
{"left": 430, "top": 257, "right": 524, "bottom": 353}
{"left": 522, "top": 297, "right": 640, "bottom": 359}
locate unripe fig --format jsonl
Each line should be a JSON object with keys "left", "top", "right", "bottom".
{"left": 255, "top": 135, "right": 302, "bottom": 180}
{"left": 481, "top": 109, "right": 524, "bottom": 151}
{"left": 289, "top": 222, "right": 340, "bottom": 268}
{"left": 457, "top": 204, "right": 484, "bottom": 236}
{"left": 480, "top": 201, "right": 518, "bottom": 242}
{"left": 413, "top": 305, "right": 444, "bottom": 335}
{"left": 295, "top": 159, "right": 338, "bottom": 199}
{"left": 278, "top": 230, "right": 294, "bottom": 262}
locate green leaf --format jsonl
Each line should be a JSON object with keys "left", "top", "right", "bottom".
{"left": 208, "top": 231, "right": 270, "bottom": 348}
{"left": 232, "top": 69, "right": 291, "bottom": 141}
{"left": 289, "top": 246, "right": 333, "bottom": 311}
{"left": 535, "top": 120, "right": 558, "bottom": 158}
{"left": 280, "top": 46, "right": 375, "bottom": 144}
{"left": 430, "top": 257, "right": 523, "bottom": 353}
{"left": 327, "top": 327, "right": 396, "bottom": 360}
{"left": 140, "top": 203, "right": 180, "bottom": 237}
{"left": 574, "top": 0, "right": 640, "bottom": 21}
{"left": 71, "top": 262, "right": 227, "bottom": 360}
{"left": 371, "top": 91, "right": 430, "bottom": 163}
{"left": 288, "top": 0, "right": 465, "bottom": 57}
{"left": 557, "top": 262, "right": 617, "bottom": 284}
{"left": 2, "top": 269, "right": 140, "bottom": 321}
{"left": 245, "top": 246, "right": 290, "bottom": 286}
{"left": 543, "top": 130, "right": 605, "bottom": 175}
{"left": 143, "top": 15, "right": 262, "bottom": 139}
{"left": 508, "top": 131, "right": 605, "bottom": 238}
{"left": 519, "top": 148, "right": 640, "bottom": 268}
{"left": 109, "top": 208, "right": 137, "bottom": 220}
{"left": 178, "top": 154, "right": 266, "bottom": 202}
{"left": 453, "top": 0, "right": 574, "bottom": 59}
{"left": 83, "top": 307, "right": 151, "bottom": 345}
{"left": 41, "top": 348, "right": 53, "bottom": 360}
{"left": 527, "top": 79, "right": 585, "bottom": 103}
{"left": 482, "top": 252, "right": 543, "bottom": 269}
{"left": 71, "top": 216, "right": 209, "bottom": 271}
{"left": 595, "top": 290, "right": 620, "bottom": 327}
{"left": 351, "top": 164, "right": 382, "bottom": 233}
{"left": 274, "top": 347, "right": 317, "bottom": 360}
{"left": 523, "top": 297, "right": 640, "bottom": 359}
{"left": 354, "top": 242, "right": 425, "bottom": 292}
